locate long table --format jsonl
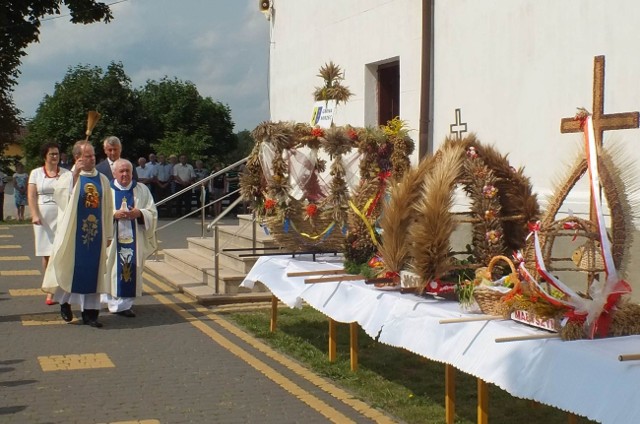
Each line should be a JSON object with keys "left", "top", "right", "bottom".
{"left": 241, "top": 255, "right": 640, "bottom": 424}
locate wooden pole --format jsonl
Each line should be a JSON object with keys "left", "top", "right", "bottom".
{"left": 439, "top": 315, "right": 503, "bottom": 324}
{"left": 328, "top": 318, "right": 337, "bottom": 362}
{"left": 350, "top": 322, "right": 358, "bottom": 372}
{"left": 286, "top": 269, "right": 345, "bottom": 277}
{"left": 567, "top": 413, "right": 578, "bottom": 424}
{"left": 269, "top": 295, "right": 278, "bottom": 333}
{"left": 445, "top": 364, "right": 456, "bottom": 424}
{"left": 305, "top": 275, "right": 365, "bottom": 284}
{"left": 477, "top": 378, "right": 489, "bottom": 424}
{"left": 618, "top": 353, "right": 640, "bottom": 361}
{"left": 495, "top": 333, "right": 560, "bottom": 343}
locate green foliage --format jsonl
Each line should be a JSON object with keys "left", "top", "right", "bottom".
{"left": 0, "top": 0, "right": 113, "bottom": 157}
{"left": 22, "top": 62, "right": 146, "bottom": 168}
{"left": 139, "top": 77, "right": 237, "bottom": 162}
{"left": 22, "top": 65, "right": 239, "bottom": 167}
{"left": 343, "top": 259, "right": 377, "bottom": 279}
{"left": 221, "top": 130, "right": 254, "bottom": 165}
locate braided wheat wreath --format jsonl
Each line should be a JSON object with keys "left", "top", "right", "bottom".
{"left": 242, "top": 121, "right": 358, "bottom": 253}
{"left": 379, "top": 134, "right": 539, "bottom": 291}
{"left": 518, "top": 144, "right": 640, "bottom": 340}
{"left": 525, "top": 144, "right": 637, "bottom": 279}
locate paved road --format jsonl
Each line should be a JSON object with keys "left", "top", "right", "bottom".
{"left": 0, "top": 223, "right": 395, "bottom": 424}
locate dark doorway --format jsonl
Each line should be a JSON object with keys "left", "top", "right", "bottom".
{"left": 378, "top": 61, "right": 400, "bottom": 125}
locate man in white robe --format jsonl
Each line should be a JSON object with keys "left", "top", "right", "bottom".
{"left": 42, "top": 141, "right": 114, "bottom": 328}
{"left": 103, "top": 159, "right": 157, "bottom": 316}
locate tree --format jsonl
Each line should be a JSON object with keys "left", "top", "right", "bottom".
{"left": 223, "top": 130, "right": 255, "bottom": 165}
{"left": 0, "top": 0, "right": 113, "bottom": 155}
{"left": 22, "top": 62, "right": 146, "bottom": 168}
{"left": 22, "top": 66, "right": 239, "bottom": 168}
{"left": 139, "top": 77, "right": 237, "bottom": 161}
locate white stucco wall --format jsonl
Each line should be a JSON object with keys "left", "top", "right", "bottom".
{"left": 432, "top": 0, "right": 640, "bottom": 221}
{"left": 266, "top": 0, "right": 640, "bottom": 290}
{"left": 267, "top": 0, "right": 422, "bottom": 132}
{"left": 267, "top": 0, "right": 639, "bottom": 226}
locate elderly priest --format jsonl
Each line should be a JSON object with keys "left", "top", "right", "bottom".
{"left": 102, "top": 158, "right": 157, "bottom": 317}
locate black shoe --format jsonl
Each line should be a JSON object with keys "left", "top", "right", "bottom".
{"left": 81, "top": 310, "right": 89, "bottom": 324}
{"left": 88, "top": 320, "right": 103, "bottom": 328}
{"left": 83, "top": 309, "right": 103, "bottom": 328}
{"left": 60, "top": 303, "right": 73, "bottom": 322}
{"left": 115, "top": 309, "right": 136, "bottom": 318}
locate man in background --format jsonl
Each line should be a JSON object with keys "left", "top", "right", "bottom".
{"left": 96, "top": 136, "right": 137, "bottom": 181}
{"left": 153, "top": 153, "right": 173, "bottom": 216}
{"left": 136, "top": 157, "right": 155, "bottom": 198}
{"left": 172, "top": 154, "right": 195, "bottom": 216}
{"left": 59, "top": 152, "right": 72, "bottom": 170}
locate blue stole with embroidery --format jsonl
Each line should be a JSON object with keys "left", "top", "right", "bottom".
{"left": 111, "top": 180, "right": 138, "bottom": 297}
{"left": 71, "top": 174, "right": 103, "bottom": 294}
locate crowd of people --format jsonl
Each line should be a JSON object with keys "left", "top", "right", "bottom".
{"left": 1, "top": 141, "right": 246, "bottom": 222}
{"left": 5, "top": 135, "right": 246, "bottom": 328}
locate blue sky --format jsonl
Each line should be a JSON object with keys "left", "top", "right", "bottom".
{"left": 13, "top": 0, "right": 270, "bottom": 132}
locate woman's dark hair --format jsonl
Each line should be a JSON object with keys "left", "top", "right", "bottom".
{"left": 40, "top": 141, "right": 60, "bottom": 160}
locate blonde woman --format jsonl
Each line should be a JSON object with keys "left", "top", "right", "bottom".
{"left": 28, "top": 142, "right": 70, "bottom": 305}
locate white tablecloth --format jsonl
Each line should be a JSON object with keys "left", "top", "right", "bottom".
{"left": 241, "top": 256, "right": 640, "bottom": 424}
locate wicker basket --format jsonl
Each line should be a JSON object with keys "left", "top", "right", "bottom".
{"left": 473, "top": 255, "right": 520, "bottom": 316}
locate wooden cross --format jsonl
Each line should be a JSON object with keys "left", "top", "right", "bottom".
{"left": 560, "top": 55, "right": 639, "bottom": 284}
{"left": 560, "top": 55, "right": 639, "bottom": 146}
{"left": 450, "top": 108, "right": 468, "bottom": 140}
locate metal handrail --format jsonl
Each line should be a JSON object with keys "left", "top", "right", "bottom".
{"left": 152, "top": 156, "right": 253, "bottom": 294}
{"left": 155, "top": 188, "right": 242, "bottom": 233}
{"left": 154, "top": 156, "right": 247, "bottom": 210}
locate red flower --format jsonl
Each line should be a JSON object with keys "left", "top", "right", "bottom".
{"left": 264, "top": 199, "right": 277, "bottom": 210}
{"left": 311, "top": 127, "right": 325, "bottom": 137}
{"left": 305, "top": 203, "right": 318, "bottom": 217}
{"left": 347, "top": 129, "right": 358, "bottom": 140}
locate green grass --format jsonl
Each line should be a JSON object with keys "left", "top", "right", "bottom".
{"left": 220, "top": 306, "right": 596, "bottom": 424}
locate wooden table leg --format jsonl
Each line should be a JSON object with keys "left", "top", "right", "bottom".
{"left": 477, "top": 378, "right": 488, "bottom": 424}
{"left": 445, "top": 364, "right": 456, "bottom": 424}
{"left": 328, "top": 318, "right": 337, "bottom": 362}
{"left": 349, "top": 322, "right": 358, "bottom": 371}
{"left": 269, "top": 295, "right": 278, "bottom": 333}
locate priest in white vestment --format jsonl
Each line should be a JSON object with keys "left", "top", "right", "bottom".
{"left": 42, "top": 141, "right": 114, "bottom": 328}
{"left": 103, "top": 159, "right": 157, "bottom": 316}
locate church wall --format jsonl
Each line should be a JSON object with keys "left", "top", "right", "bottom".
{"left": 267, "top": 0, "right": 422, "bottom": 132}
{"left": 432, "top": 0, "right": 640, "bottom": 227}
{"left": 432, "top": 0, "right": 640, "bottom": 296}
{"left": 266, "top": 0, "right": 640, "bottom": 296}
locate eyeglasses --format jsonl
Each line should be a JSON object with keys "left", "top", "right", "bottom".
{"left": 47, "top": 153, "right": 59, "bottom": 156}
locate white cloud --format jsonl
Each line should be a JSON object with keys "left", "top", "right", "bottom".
{"left": 192, "top": 30, "right": 220, "bottom": 50}
{"left": 14, "top": 0, "right": 271, "bottom": 130}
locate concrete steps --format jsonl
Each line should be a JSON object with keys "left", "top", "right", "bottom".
{"left": 144, "top": 214, "right": 278, "bottom": 305}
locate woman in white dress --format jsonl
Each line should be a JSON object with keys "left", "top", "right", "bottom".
{"left": 28, "top": 142, "right": 70, "bottom": 305}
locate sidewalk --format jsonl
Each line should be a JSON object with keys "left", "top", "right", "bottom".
{"left": 0, "top": 224, "right": 392, "bottom": 423}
